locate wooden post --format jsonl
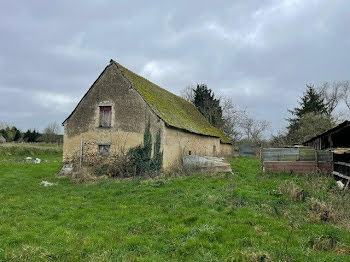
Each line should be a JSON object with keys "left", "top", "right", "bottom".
{"left": 331, "top": 151, "right": 334, "bottom": 175}
{"left": 344, "top": 178, "right": 350, "bottom": 191}
{"left": 315, "top": 150, "right": 318, "bottom": 173}
{"left": 259, "top": 145, "right": 263, "bottom": 174}
{"left": 79, "top": 134, "right": 83, "bottom": 168}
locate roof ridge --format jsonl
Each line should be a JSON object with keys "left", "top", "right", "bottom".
{"left": 64, "top": 59, "right": 232, "bottom": 144}
{"left": 112, "top": 59, "right": 232, "bottom": 144}
{"left": 111, "top": 59, "right": 205, "bottom": 111}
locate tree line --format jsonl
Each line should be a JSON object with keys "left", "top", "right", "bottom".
{"left": 181, "top": 84, "right": 270, "bottom": 145}
{"left": 272, "top": 81, "right": 350, "bottom": 146}
{"left": 3, "top": 81, "right": 348, "bottom": 147}
{"left": 0, "top": 122, "right": 62, "bottom": 143}
{"left": 182, "top": 81, "right": 350, "bottom": 147}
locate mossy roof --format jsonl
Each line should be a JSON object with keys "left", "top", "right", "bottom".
{"left": 111, "top": 60, "right": 232, "bottom": 144}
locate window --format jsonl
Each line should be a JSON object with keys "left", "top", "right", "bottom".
{"left": 98, "top": 145, "right": 110, "bottom": 156}
{"left": 213, "top": 145, "right": 216, "bottom": 154}
{"left": 188, "top": 150, "right": 192, "bottom": 155}
{"left": 99, "top": 106, "right": 112, "bottom": 127}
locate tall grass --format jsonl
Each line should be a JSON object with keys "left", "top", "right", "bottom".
{"left": 0, "top": 155, "right": 350, "bottom": 261}
{"left": 0, "top": 143, "right": 62, "bottom": 156}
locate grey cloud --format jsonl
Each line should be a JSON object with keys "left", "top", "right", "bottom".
{"left": 1, "top": 0, "right": 350, "bottom": 134}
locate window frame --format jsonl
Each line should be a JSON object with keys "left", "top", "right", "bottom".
{"left": 98, "top": 144, "right": 111, "bottom": 156}
{"left": 98, "top": 104, "right": 112, "bottom": 128}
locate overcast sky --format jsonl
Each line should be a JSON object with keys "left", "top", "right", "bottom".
{"left": 1, "top": 0, "right": 350, "bottom": 134}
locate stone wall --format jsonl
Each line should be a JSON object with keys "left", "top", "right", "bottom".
{"left": 220, "top": 143, "right": 234, "bottom": 157}
{"left": 162, "top": 126, "right": 232, "bottom": 169}
{"left": 63, "top": 62, "right": 164, "bottom": 165}
{"left": 63, "top": 61, "right": 233, "bottom": 171}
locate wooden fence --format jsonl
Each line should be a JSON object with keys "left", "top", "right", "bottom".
{"left": 262, "top": 148, "right": 333, "bottom": 174}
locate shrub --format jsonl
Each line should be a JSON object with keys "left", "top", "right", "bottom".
{"left": 308, "top": 197, "right": 343, "bottom": 223}
{"left": 75, "top": 121, "right": 164, "bottom": 179}
{"left": 309, "top": 233, "right": 339, "bottom": 251}
{"left": 106, "top": 154, "right": 137, "bottom": 178}
{"left": 69, "top": 167, "right": 98, "bottom": 183}
{"left": 79, "top": 153, "right": 136, "bottom": 178}
{"left": 151, "top": 130, "right": 163, "bottom": 172}
{"left": 127, "top": 120, "right": 163, "bottom": 177}
{"left": 279, "top": 181, "right": 307, "bottom": 201}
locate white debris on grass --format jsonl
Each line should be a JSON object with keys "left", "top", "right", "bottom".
{"left": 336, "top": 180, "right": 345, "bottom": 190}
{"left": 34, "top": 158, "right": 41, "bottom": 164}
{"left": 40, "top": 181, "right": 57, "bottom": 187}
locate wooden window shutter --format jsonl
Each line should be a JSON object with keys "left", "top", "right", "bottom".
{"left": 99, "top": 106, "right": 112, "bottom": 127}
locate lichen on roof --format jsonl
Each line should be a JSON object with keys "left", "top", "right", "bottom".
{"left": 111, "top": 60, "right": 232, "bottom": 144}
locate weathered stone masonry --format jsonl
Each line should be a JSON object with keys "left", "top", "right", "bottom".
{"left": 62, "top": 60, "right": 233, "bottom": 170}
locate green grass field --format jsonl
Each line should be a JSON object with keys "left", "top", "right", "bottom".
{"left": 0, "top": 143, "right": 62, "bottom": 157}
{"left": 1, "top": 147, "right": 350, "bottom": 261}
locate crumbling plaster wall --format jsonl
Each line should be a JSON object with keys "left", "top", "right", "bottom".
{"left": 63, "top": 62, "right": 233, "bottom": 170}
{"left": 63, "top": 63, "right": 164, "bottom": 165}
{"left": 162, "top": 126, "right": 233, "bottom": 169}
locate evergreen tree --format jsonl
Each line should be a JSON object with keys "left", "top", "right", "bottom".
{"left": 287, "top": 84, "right": 330, "bottom": 143}
{"left": 143, "top": 120, "right": 152, "bottom": 161}
{"left": 192, "top": 84, "right": 224, "bottom": 128}
{"left": 11, "top": 127, "right": 21, "bottom": 141}
{"left": 290, "top": 84, "right": 328, "bottom": 117}
{"left": 0, "top": 126, "right": 21, "bottom": 142}
{"left": 128, "top": 121, "right": 163, "bottom": 176}
{"left": 23, "top": 129, "right": 41, "bottom": 142}
{"left": 151, "top": 130, "right": 163, "bottom": 171}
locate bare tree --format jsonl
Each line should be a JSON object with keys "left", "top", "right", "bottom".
{"left": 180, "top": 85, "right": 195, "bottom": 102}
{"left": 318, "top": 81, "right": 343, "bottom": 115}
{"left": 220, "top": 97, "right": 246, "bottom": 141}
{"left": 269, "top": 129, "right": 289, "bottom": 147}
{"left": 181, "top": 85, "right": 271, "bottom": 144}
{"left": 341, "top": 80, "right": 350, "bottom": 111}
{"left": 0, "top": 122, "right": 9, "bottom": 129}
{"left": 317, "top": 80, "right": 350, "bottom": 115}
{"left": 240, "top": 115, "right": 270, "bottom": 145}
{"left": 42, "top": 122, "right": 61, "bottom": 143}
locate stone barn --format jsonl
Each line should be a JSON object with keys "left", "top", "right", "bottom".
{"left": 62, "top": 59, "right": 233, "bottom": 170}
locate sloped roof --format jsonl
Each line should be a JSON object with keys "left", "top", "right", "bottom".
{"left": 63, "top": 59, "right": 232, "bottom": 144}
{"left": 303, "top": 120, "right": 350, "bottom": 144}
{"left": 112, "top": 60, "right": 231, "bottom": 144}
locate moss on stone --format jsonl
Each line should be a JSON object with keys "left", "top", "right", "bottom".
{"left": 112, "top": 60, "right": 231, "bottom": 144}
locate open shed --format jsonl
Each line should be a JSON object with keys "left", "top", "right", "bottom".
{"left": 303, "top": 121, "right": 350, "bottom": 190}
{"left": 303, "top": 121, "right": 350, "bottom": 150}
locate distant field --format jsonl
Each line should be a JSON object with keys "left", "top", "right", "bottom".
{"left": 0, "top": 152, "right": 350, "bottom": 261}
{"left": 0, "top": 143, "right": 62, "bottom": 157}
